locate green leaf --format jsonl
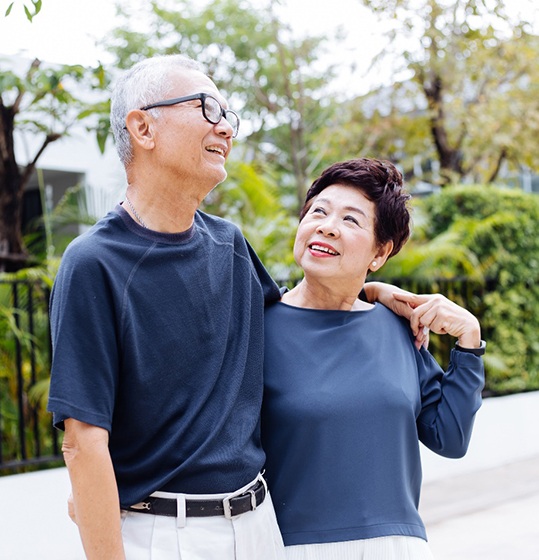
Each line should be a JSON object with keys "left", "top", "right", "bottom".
{"left": 96, "top": 127, "right": 109, "bottom": 154}
{"left": 5, "top": 2, "right": 14, "bottom": 16}
{"left": 24, "top": 4, "right": 32, "bottom": 21}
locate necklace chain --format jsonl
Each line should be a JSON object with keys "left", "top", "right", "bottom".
{"left": 124, "top": 195, "right": 147, "bottom": 228}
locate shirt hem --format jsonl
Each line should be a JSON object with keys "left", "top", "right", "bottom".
{"left": 281, "top": 523, "right": 427, "bottom": 546}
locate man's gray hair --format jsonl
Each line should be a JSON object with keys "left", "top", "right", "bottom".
{"left": 110, "top": 54, "right": 203, "bottom": 167}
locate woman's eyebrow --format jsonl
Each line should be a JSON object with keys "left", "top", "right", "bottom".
{"left": 314, "top": 197, "right": 369, "bottom": 219}
{"left": 343, "top": 205, "right": 368, "bottom": 218}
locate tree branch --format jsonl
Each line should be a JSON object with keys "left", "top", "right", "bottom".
{"left": 487, "top": 147, "right": 507, "bottom": 184}
{"left": 13, "top": 58, "right": 40, "bottom": 114}
{"left": 20, "top": 132, "right": 61, "bottom": 187}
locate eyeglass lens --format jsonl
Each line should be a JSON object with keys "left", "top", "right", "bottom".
{"left": 204, "top": 96, "right": 239, "bottom": 136}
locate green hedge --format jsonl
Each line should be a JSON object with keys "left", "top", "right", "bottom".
{"left": 379, "top": 185, "right": 539, "bottom": 395}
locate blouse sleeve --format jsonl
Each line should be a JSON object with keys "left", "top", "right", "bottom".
{"left": 416, "top": 347, "right": 485, "bottom": 458}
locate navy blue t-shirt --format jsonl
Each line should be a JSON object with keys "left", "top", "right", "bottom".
{"left": 48, "top": 205, "right": 280, "bottom": 507}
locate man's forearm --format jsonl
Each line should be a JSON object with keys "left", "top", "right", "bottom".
{"left": 364, "top": 281, "right": 412, "bottom": 317}
{"left": 63, "top": 419, "right": 125, "bottom": 560}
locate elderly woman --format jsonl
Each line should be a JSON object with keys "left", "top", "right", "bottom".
{"left": 261, "top": 158, "right": 485, "bottom": 560}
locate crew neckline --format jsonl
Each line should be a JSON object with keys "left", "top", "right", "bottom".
{"left": 116, "top": 203, "right": 197, "bottom": 244}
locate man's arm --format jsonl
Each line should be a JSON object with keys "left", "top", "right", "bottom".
{"left": 364, "top": 281, "right": 429, "bottom": 349}
{"left": 62, "top": 419, "right": 125, "bottom": 560}
{"left": 363, "top": 281, "right": 414, "bottom": 317}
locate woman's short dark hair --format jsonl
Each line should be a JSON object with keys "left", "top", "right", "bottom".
{"left": 300, "top": 158, "right": 411, "bottom": 258}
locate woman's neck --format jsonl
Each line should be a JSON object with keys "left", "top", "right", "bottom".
{"left": 282, "top": 278, "right": 372, "bottom": 311}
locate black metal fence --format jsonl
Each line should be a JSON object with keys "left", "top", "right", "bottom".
{"left": 0, "top": 275, "right": 489, "bottom": 475}
{"left": 0, "top": 279, "right": 61, "bottom": 474}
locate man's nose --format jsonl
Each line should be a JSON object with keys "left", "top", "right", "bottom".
{"left": 215, "top": 115, "right": 234, "bottom": 138}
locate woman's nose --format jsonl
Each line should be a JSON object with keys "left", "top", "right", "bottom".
{"left": 316, "top": 221, "right": 338, "bottom": 237}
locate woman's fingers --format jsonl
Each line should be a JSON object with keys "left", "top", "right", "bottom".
{"left": 393, "top": 292, "right": 480, "bottom": 342}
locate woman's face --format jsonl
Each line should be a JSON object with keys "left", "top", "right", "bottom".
{"left": 294, "top": 184, "right": 388, "bottom": 287}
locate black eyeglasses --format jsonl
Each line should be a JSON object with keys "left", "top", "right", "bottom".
{"left": 141, "top": 93, "right": 240, "bottom": 138}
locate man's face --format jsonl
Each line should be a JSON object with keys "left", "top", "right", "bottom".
{"left": 148, "top": 67, "right": 235, "bottom": 195}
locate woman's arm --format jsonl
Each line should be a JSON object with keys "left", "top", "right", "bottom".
{"left": 392, "top": 292, "right": 481, "bottom": 349}
{"left": 404, "top": 293, "right": 485, "bottom": 458}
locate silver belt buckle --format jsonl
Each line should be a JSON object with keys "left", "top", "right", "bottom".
{"left": 222, "top": 495, "right": 233, "bottom": 520}
{"left": 129, "top": 501, "right": 151, "bottom": 511}
{"left": 222, "top": 478, "right": 262, "bottom": 519}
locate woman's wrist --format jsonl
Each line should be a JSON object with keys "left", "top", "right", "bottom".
{"left": 455, "top": 339, "right": 486, "bottom": 356}
{"left": 456, "top": 316, "right": 481, "bottom": 349}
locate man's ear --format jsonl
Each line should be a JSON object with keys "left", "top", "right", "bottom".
{"left": 125, "top": 110, "right": 156, "bottom": 151}
{"left": 369, "top": 241, "right": 394, "bottom": 272}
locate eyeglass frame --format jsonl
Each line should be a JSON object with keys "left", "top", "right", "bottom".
{"left": 140, "top": 93, "right": 240, "bottom": 138}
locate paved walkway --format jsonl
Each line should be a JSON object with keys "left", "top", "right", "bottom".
{"left": 421, "top": 454, "right": 539, "bottom": 559}
{"left": 1, "top": 391, "right": 538, "bottom": 559}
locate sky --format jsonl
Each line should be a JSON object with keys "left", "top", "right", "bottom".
{"left": 0, "top": 0, "right": 387, "bottom": 95}
{"left": 1, "top": 0, "right": 538, "bottom": 95}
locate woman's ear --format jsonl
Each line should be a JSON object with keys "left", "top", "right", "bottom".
{"left": 125, "top": 109, "right": 156, "bottom": 152}
{"left": 369, "top": 241, "right": 394, "bottom": 272}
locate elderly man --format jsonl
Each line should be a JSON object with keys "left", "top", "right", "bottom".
{"left": 47, "top": 54, "right": 284, "bottom": 559}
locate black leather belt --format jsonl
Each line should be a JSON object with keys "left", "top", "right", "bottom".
{"left": 127, "top": 479, "right": 266, "bottom": 519}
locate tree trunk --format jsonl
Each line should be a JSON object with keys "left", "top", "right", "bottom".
{"left": 423, "top": 73, "right": 465, "bottom": 186}
{"left": 0, "top": 104, "right": 28, "bottom": 272}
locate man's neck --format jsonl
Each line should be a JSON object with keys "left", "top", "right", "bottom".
{"left": 125, "top": 170, "right": 205, "bottom": 233}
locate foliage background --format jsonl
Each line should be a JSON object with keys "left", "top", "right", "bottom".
{"left": 378, "top": 186, "right": 539, "bottom": 395}
{"left": 2, "top": 0, "right": 539, "bottom": 470}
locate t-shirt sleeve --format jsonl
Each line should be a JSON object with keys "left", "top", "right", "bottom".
{"left": 245, "top": 239, "right": 281, "bottom": 306}
{"left": 47, "top": 243, "right": 120, "bottom": 432}
{"left": 415, "top": 347, "right": 485, "bottom": 458}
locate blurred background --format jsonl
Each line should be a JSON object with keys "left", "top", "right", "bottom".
{"left": 0, "top": 1, "right": 538, "bottom": 557}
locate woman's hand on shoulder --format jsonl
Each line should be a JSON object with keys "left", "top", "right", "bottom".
{"left": 392, "top": 292, "right": 481, "bottom": 349}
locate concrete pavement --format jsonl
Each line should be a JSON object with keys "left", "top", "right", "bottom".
{"left": 421, "top": 454, "right": 539, "bottom": 559}
{"left": 1, "top": 391, "right": 538, "bottom": 559}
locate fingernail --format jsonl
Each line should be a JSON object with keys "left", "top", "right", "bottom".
{"left": 423, "top": 326, "right": 429, "bottom": 335}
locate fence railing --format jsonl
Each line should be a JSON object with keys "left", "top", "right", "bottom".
{"left": 0, "top": 275, "right": 490, "bottom": 475}
{"left": 0, "top": 279, "right": 61, "bottom": 474}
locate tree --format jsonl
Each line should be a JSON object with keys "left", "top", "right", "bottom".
{"left": 352, "top": 0, "right": 539, "bottom": 186}
{"left": 106, "top": 0, "right": 341, "bottom": 209}
{"left": 0, "top": 57, "right": 109, "bottom": 271}
{"left": 4, "top": 0, "right": 42, "bottom": 21}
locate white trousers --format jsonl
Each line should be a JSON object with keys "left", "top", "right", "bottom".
{"left": 285, "top": 536, "right": 435, "bottom": 560}
{"left": 120, "top": 475, "right": 285, "bottom": 560}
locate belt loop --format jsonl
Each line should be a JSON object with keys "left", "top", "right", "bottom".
{"left": 259, "top": 472, "right": 268, "bottom": 494}
{"left": 248, "top": 488, "right": 257, "bottom": 511}
{"left": 176, "top": 495, "right": 186, "bottom": 528}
